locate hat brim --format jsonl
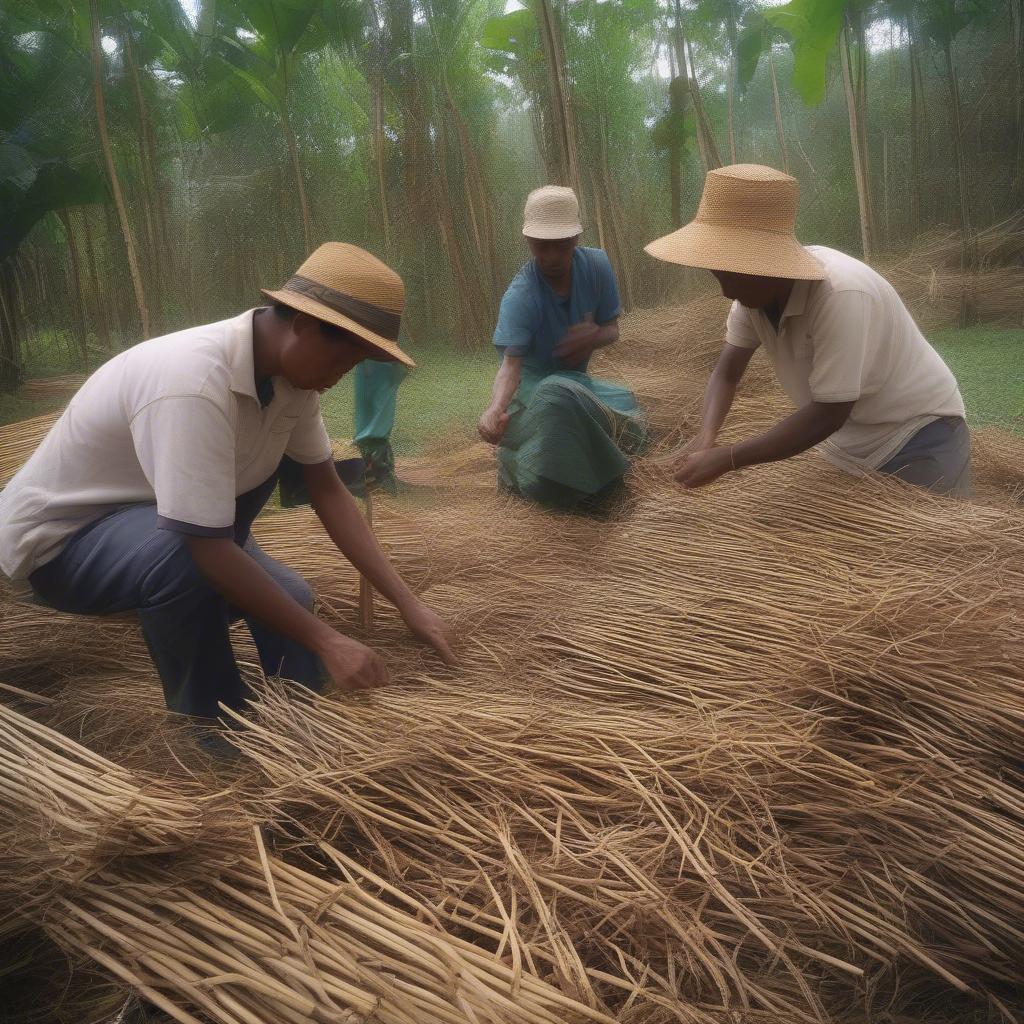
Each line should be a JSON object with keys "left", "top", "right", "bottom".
{"left": 260, "top": 288, "right": 415, "bottom": 368}
{"left": 645, "top": 222, "right": 825, "bottom": 280}
{"left": 522, "top": 223, "right": 583, "bottom": 240}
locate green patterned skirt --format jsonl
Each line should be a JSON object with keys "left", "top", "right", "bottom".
{"left": 496, "top": 371, "right": 647, "bottom": 510}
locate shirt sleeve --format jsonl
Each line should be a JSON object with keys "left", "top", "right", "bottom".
{"left": 285, "top": 392, "right": 333, "bottom": 464}
{"left": 493, "top": 282, "right": 536, "bottom": 358}
{"left": 593, "top": 250, "right": 623, "bottom": 325}
{"left": 724, "top": 301, "right": 761, "bottom": 350}
{"left": 807, "top": 289, "right": 872, "bottom": 403}
{"left": 130, "top": 395, "right": 236, "bottom": 537}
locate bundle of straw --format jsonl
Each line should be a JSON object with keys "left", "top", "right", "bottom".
{"left": 18, "top": 374, "right": 87, "bottom": 404}
{"left": 1, "top": 285, "right": 1022, "bottom": 1023}
{"left": 228, "top": 455, "right": 1024, "bottom": 1023}
{"left": 0, "top": 704, "right": 612, "bottom": 1024}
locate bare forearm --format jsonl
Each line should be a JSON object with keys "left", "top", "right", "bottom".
{"left": 695, "top": 371, "right": 739, "bottom": 444}
{"left": 311, "top": 484, "right": 418, "bottom": 613}
{"left": 186, "top": 537, "right": 333, "bottom": 651}
{"left": 733, "top": 402, "right": 854, "bottom": 468}
{"left": 486, "top": 357, "right": 521, "bottom": 414}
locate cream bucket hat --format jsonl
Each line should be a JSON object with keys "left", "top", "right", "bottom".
{"left": 522, "top": 185, "right": 583, "bottom": 239}
{"left": 645, "top": 164, "right": 824, "bottom": 280}
{"left": 262, "top": 243, "right": 415, "bottom": 367}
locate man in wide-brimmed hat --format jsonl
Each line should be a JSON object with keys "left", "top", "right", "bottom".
{"left": 477, "top": 185, "right": 647, "bottom": 509}
{"left": 646, "top": 164, "right": 970, "bottom": 495}
{"left": 0, "top": 243, "right": 456, "bottom": 723}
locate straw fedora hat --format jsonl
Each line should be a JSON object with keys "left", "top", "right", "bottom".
{"left": 522, "top": 185, "right": 583, "bottom": 239}
{"left": 645, "top": 164, "right": 824, "bottom": 280}
{"left": 262, "top": 243, "right": 415, "bottom": 367}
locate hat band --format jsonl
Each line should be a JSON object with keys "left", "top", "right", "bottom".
{"left": 284, "top": 275, "right": 401, "bottom": 341}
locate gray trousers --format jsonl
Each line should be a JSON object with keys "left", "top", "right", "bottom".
{"left": 29, "top": 474, "right": 324, "bottom": 720}
{"left": 878, "top": 416, "right": 971, "bottom": 497}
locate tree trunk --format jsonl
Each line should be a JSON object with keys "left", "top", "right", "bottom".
{"left": 942, "top": 39, "right": 976, "bottom": 325}
{"left": 123, "top": 28, "right": 166, "bottom": 334}
{"left": 58, "top": 210, "right": 90, "bottom": 368}
{"left": 535, "top": 0, "right": 582, "bottom": 199}
{"left": 668, "top": 75, "right": 688, "bottom": 227}
{"left": 89, "top": 0, "right": 149, "bottom": 339}
{"left": 280, "top": 90, "right": 312, "bottom": 253}
{"left": 372, "top": 75, "right": 392, "bottom": 254}
{"left": 80, "top": 209, "right": 112, "bottom": 354}
{"left": 726, "top": 63, "right": 737, "bottom": 164}
{"left": 681, "top": 28, "right": 722, "bottom": 170}
{"left": 853, "top": 11, "right": 873, "bottom": 220}
{"left": 907, "top": 17, "right": 924, "bottom": 234}
{"left": 1012, "top": 0, "right": 1024, "bottom": 194}
{"left": 432, "top": 128, "right": 489, "bottom": 346}
{"left": 0, "top": 261, "right": 23, "bottom": 389}
{"left": 840, "top": 23, "right": 875, "bottom": 259}
{"left": 768, "top": 50, "right": 789, "bottom": 173}
{"left": 726, "top": 14, "right": 739, "bottom": 163}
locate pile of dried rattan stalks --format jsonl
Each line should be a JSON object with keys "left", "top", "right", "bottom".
{"left": 0, "top": 704, "right": 609, "bottom": 1024}
{"left": 0, "top": 286, "right": 1022, "bottom": 1023}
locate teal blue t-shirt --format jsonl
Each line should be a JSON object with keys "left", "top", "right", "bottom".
{"left": 492, "top": 247, "right": 622, "bottom": 377}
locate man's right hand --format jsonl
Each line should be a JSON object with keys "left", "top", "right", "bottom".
{"left": 317, "top": 632, "right": 390, "bottom": 692}
{"left": 478, "top": 407, "right": 510, "bottom": 445}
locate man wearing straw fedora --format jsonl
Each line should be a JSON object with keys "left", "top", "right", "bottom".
{"left": 646, "top": 165, "right": 970, "bottom": 495}
{"left": 0, "top": 243, "right": 456, "bottom": 722}
{"left": 478, "top": 185, "right": 647, "bottom": 509}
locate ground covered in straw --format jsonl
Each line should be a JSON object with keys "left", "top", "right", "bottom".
{"left": 1, "top": 293, "right": 1023, "bottom": 1024}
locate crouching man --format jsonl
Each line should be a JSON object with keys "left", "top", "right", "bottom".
{"left": 646, "top": 165, "right": 970, "bottom": 495}
{"left": 0, "top": 243, "right": 455, "bottom": 720}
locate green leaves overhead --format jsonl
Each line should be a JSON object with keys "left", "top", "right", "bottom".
{"left": 481, "top": 7, "right": 540, "bottom": 74}
{"left": 738, "top": 0, "right": 845, "bottom": 104}
{"left": 1, "top": 160, "right": 106, "bottom": 263}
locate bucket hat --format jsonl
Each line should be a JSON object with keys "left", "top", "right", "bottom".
{"left": 522, "top": 185, "right": 583, "bottom": 240}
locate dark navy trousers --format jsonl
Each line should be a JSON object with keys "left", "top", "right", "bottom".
{"left": 29, "top": 475, "right": 324, "bottom": 720}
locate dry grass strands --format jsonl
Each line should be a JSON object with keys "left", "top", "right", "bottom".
{"left": 230, "top": 452, "right": 1024, "bottom": 1023}
{"left": 18, "top": 374, "right": 87, "bottom": 404}
{"left": 0, "top": 707, "right": 611, "bottom": 1024}
{"left": 0, "top": 703, "right": 245, "bottom": 898}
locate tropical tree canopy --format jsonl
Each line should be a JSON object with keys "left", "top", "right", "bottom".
{"left": 0, "top": 0, "right": 1019, "bottom": 382}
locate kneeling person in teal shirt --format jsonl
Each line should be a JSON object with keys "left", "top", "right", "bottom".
{"left": 477, "top": 186, "right": 646, "bottom": 509}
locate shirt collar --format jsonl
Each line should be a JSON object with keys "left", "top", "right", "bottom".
{"left": 780, "top": 278, "right": 811, "bottom": 322}
{"left": 227, "top": 309, "right": 262, "bottom": 403}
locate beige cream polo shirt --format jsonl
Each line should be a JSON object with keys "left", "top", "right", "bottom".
{"left": 725, "top": 246, "right": 965, "bottom": 473}
{"left": 0, "top": 309, "right": 332, "bottom": 580}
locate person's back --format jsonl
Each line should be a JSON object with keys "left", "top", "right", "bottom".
{"left": 729, "top": 245, "right": 964, "bottom": 472}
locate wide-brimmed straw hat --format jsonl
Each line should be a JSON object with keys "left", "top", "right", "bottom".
{"left": 645, "top": 164, "right": 824, "bottom": 280}
{"left": 262, "top": 243, "right": 415, "bottom": 367}
{"left": 522, "top": 185, "right": 583, "bottom": 240}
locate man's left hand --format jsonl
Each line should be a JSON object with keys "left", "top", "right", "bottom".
{"left": 402, "top": 601, "right": 458, "bottom": 666}
{"left": 673, "top": 446, "right": 735, "bottom": 489}
{"left": 554, "top": 319, "right": 600, "bottom": 368}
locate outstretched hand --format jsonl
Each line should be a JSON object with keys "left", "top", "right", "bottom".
{"left": 673, "top": 446, "right": 735, "bottom": 489}
{"left": 402, "top": 601, "right": 458, "bottom": 666}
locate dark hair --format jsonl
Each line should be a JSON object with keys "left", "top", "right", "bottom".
{"left": 271, "top": 301, "right": 351, "bottom": 341}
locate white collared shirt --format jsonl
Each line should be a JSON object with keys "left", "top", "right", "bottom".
{"left": 725, "top": 246, "right": 965, "bottom": 473}
{"left": 0, "top": 309, "right": 332, "bottom": 580}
